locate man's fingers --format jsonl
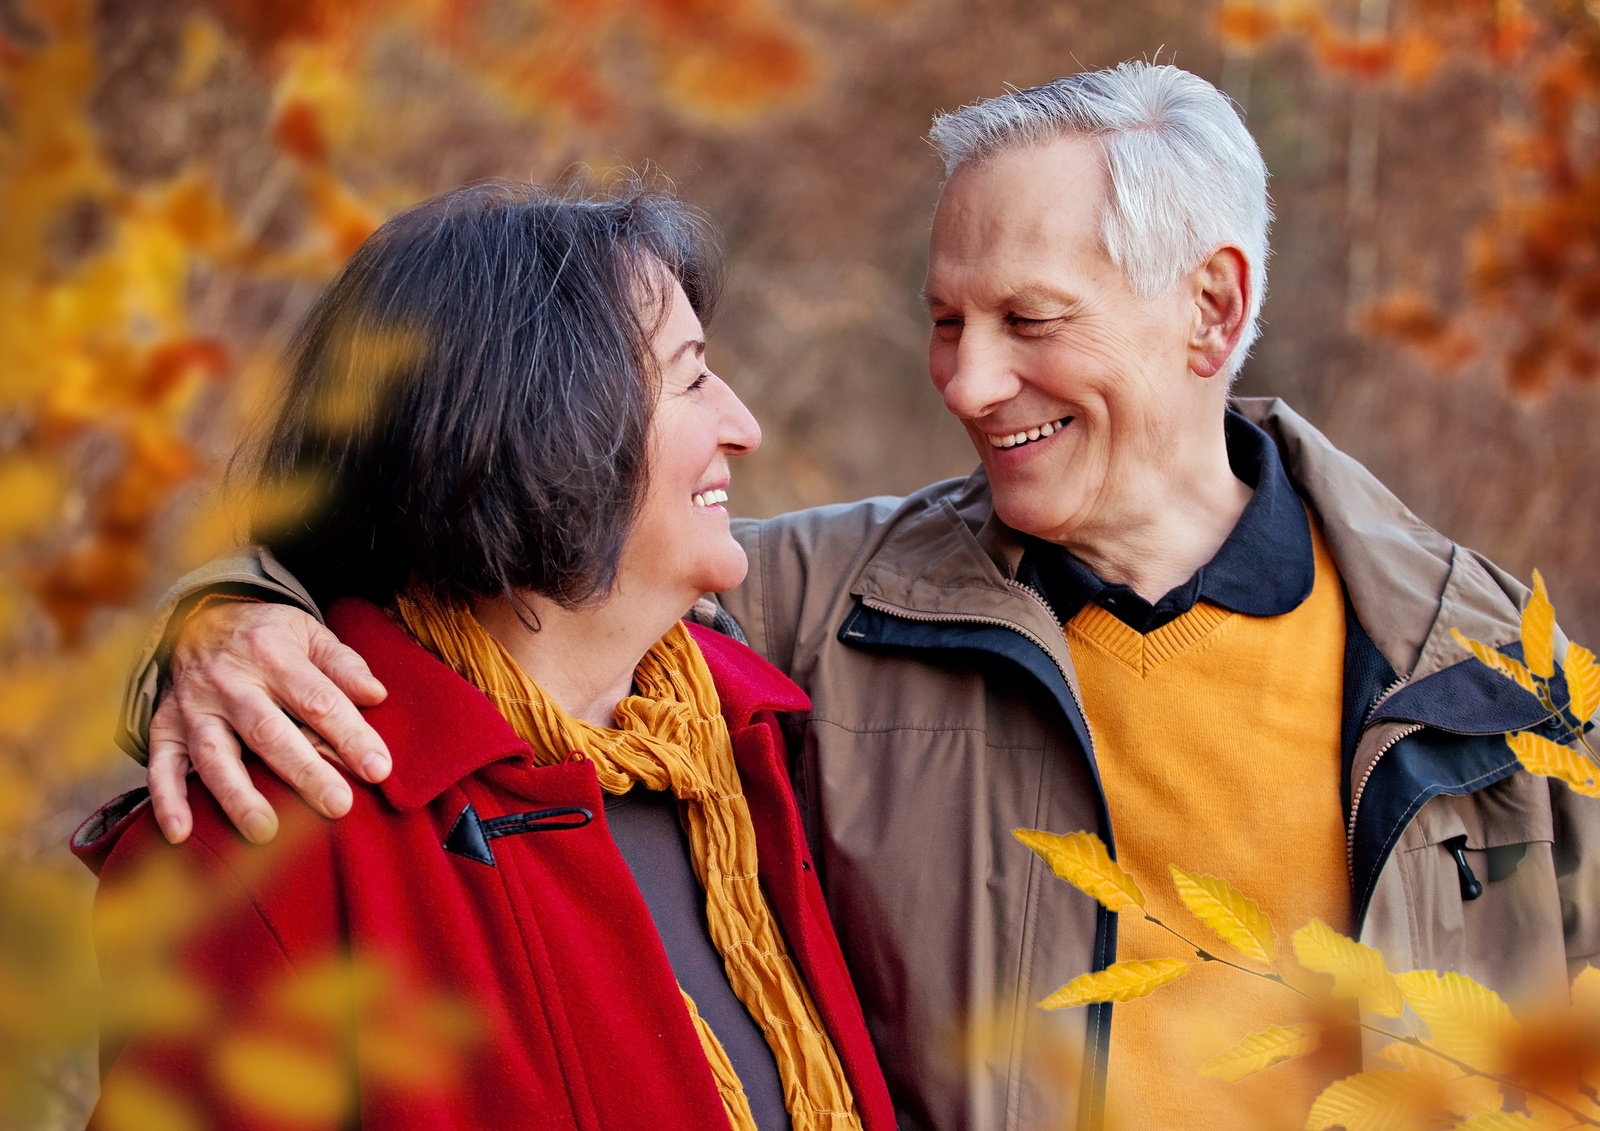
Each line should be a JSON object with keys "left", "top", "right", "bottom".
{"left": 146, "top": 720, "right": 194, "bottom": 844}
{"left": 309, "top": 630, "right": 388, "bottom": 706}
{"left": 285, "top": 632, "right": 391, "bottom": 783}
{"left": 210, "top": 685, "right": 354, "bottom": 819}
{"left": 186, "top": 713, "right": 279, "bottom": 844}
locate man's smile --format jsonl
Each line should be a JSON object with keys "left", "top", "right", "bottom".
{"left": 985, "top": 416, "right": 1072, "bottom": 449}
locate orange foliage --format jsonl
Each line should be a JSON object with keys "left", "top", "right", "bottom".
{"left": 0, "top": 0, "right": 820, "bottom": 1121}
{"left": 1220, "top": 0, "right": 1600, "bottom": 393}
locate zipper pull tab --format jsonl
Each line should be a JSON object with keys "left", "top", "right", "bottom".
{"left": 1443, "top": 836, "right": 1483, "bottom": 901}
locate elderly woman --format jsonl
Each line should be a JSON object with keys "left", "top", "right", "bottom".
{"left": 73, "top": 185, "right": 894, "bottom": 1131}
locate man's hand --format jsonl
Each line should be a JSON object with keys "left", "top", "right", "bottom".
{"left": 148, "top": 602, "right": 390, "bottom": 845}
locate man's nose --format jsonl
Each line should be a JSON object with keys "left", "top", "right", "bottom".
{"left": 937, "top": 326, "right": 1023, "bottom": 420}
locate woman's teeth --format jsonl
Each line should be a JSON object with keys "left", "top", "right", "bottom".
{"left": 692, "top": 489, "right": 729, "bottom": 508}
{"left": 988, "top": 418, "right": 1069, "bottom": 449}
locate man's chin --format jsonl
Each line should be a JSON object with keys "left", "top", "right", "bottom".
{"left": 989, "top": 491, "right": 1082, "bottom": 543}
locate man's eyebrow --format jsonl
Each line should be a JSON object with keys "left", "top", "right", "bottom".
{"left": 920, "top": 285, "right": 1080, "bottom": 312}
{"left": 1006, "top": 284, "right": 1079, "bottom": 309}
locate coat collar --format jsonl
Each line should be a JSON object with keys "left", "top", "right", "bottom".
{"left": 327, "top": 600, "right": 812, "bottom": 812}
{"left": 328, "top": 599, "right": 532, "bottom": 812}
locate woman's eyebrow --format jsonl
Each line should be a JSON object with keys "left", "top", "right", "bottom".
{"left": 666, "top": 338, "right": 706, "bottom": 365}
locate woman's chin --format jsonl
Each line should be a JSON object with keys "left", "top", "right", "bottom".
{"left": 690, "top": 546, "right": 750, "bottom": 598}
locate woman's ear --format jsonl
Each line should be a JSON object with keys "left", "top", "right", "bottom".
{"left": 1188, "top": 246, "right": 1250, "bottom": 380}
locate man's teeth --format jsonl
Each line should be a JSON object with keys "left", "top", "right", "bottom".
{"left": 692, "top": 489, "right": 729, "bottom": 508}
{"left": 988, "top": 418, "right": 1069, "bottom": 449}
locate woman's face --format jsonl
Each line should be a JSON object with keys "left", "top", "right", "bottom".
{"left": 616, "top": 277, "right": 761, "bottom": 605}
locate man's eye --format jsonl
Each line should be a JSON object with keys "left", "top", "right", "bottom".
{"left": 1009, "top": 315, "right": 1059, "bottom": 336}
{"left": 931, "top": 318, "right": 962, "bottom": 337}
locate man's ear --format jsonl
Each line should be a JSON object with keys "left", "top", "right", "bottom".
{"left": 1187, "top": 246, "right": 1250, "bottom": 380}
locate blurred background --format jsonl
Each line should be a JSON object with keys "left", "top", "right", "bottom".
{"left": 3, "top": 0, "right": 1598, "bottom": 1126}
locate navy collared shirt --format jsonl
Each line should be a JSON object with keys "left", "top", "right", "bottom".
{"left": 1016, "top": 411, "right": 1316, "bottom": 634}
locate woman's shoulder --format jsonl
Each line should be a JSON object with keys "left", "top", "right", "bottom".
{"left": 686, "top": 620, "right": 810, "bottom": 726}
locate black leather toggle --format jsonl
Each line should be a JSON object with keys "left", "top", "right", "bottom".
{"left": 444, "top": 803, "right": 593, "bottom": 866}
{"left": 1443, "top": 836, "right": 1483, "bottom": 901}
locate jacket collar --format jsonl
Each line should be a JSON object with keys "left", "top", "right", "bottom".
{"left": 1235, "top": 397, "right": 1537, "bottom": 682}
{"left": 328, "top": 600, "right": 813, "bottom": 811}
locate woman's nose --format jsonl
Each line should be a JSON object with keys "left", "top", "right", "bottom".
{"left": 716, "top": 377, "right": 762, "bottom": 454}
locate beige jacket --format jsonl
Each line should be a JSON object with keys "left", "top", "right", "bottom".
{"left": 119, "top": 398, "right": 1600, "bottom": 1131}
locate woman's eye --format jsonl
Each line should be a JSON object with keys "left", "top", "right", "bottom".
{"left": 688, "top": 372, "right": 709, "bottom": 391}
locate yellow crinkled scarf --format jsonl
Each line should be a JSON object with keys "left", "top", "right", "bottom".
{"left": 393, "top": 591, "right": 862, "bottom": 1131}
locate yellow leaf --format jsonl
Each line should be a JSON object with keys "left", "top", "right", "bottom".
{"left": 1170, "top": 866, "right": 1276, "bottom": 963}
{"left": 1394, "top": 970, "right": 1519, "bottom": 1073}
{"left": 1458, "top": 1115, "right": 1549, "bottom": 1131}
{"left": 0, "top": 456, "right": 66, "bottom": 543}
{"left": 1199, "top": 1022, "right": 1322, "bottom": 1081}
{"left": 1305, "top": 1070, "right": 1429, "bottom": 1130}
{"left": 1523, "top": 571, "right": 1556, "bottom": 680}
{"left": 1566, "top": 642, "right": 1600, "bottom": 726}
{"left": 1377, "top": 1043, "right": 1502, "bottom": 1116}
{"left": 1037, "top": 958, "right": 1188, "bottom": 1010}
{"left": 1452, "top": 628, "right": 1538, "bottom": 694}
{"left": 96, "top": 1075, "right": 202, "bottom": 1131}
{"left": 1013, "top": 828, "right": 1144, "bottom": 912}
{"left": 1292, "top": 919, "right": 1405, "bottom": 1017}
{"left": 1573, "top": 964, "right": 1600, "bottom": 1013}
{"left": 1507, "top": 731, "right": 1600, "bottom": 797}
{"left": 1528, "top": 1095, "right": 1591, "bottom": 1128}
{"left": 213, "top": 1035, "right": 350, "bottom": 1124}
{"left": 176, "top": 16, "right": 223, "bottom": 92}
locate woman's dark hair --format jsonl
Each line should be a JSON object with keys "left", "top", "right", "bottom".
{"left": 248, "top": 181, "right": 724, "bottom": 610}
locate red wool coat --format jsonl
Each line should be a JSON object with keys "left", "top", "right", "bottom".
{"left": 74, "top": 600, "right": 897, "bottom": 1131}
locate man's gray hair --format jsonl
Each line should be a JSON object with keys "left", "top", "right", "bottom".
{"left": 929, "top": 62, "right": 1272, "bottom": 376}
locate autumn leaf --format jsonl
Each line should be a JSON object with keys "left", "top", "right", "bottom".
{"left": 1013, "top": 828, "right": 1144, "bottom": 912}
{"left": 213, "top": 1035, "right": 351, "bottom": 1124}
{"left": 1170, "top": 866, "right": 1276, "bottom": 963}
{"left": 1037, "top": 958, "right": 1189, "bottom": 1011}
{"left": 1572, "top": 965, "right": 1600, "bottom": 1013}
{"left": 1305, "top": 1070, "right": 1428, "bottom": 1131}
{"left": 1217, "top": 2, "right": 1281, "bottom": 51}
{"left": 1395, "top": 970, "right": 1520, "bottom": 1073}
{"left": 1378, "top": 1042, "right": 1503, "bottom": 1116}
{"left": 95, "top": 1075, "right": 202, "bottom": 1131}
{"left": 1457, "top": 1115, "right": 1550, "bottom": 1131}
{"left": 1507, "top": 730, "right": 1600, "bottom": 797}
{"left": 1291, "top": 919, "right": 1405, "bottom": 1017}
{"left": 1452, "top": 628, "right": 1538, "bottom": 695}
{"left": 1564, "top": 642, "right": 1599, "bottom": 726}
{"left": 1199, "top": 1023, "right": 1322, "bottom": 1081}
{"left": 1523, "top": 571, "right": 1557, "bottom": 680}
{"left": 175, "top": 16, "right": 224, "bottom": 92}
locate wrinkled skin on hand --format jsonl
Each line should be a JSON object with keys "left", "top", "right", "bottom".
{"left": 148, "top": 601, "right": 390, "bottom": 844}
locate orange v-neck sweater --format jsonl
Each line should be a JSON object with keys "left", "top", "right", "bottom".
{"left": 1064, "top": 516, "right": 1353, "bottom": 1130}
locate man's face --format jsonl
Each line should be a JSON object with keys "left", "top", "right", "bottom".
{"left": 924, "top": 136, "right": 1210, "bottom": 547}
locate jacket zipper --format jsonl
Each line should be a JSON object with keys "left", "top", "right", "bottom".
{"left": 1345, "top": 676, "right": 1417, "bottom": 884}
{"left": 859, "top": 584, "right": 1097, "bottom": 754}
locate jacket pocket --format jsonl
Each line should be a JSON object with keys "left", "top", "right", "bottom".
{"left": 1397, "top": 779, "right": 1566, "bottom": 1006}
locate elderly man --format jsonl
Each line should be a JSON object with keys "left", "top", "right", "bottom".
{"left": 110, "top": 63, "right": 1597, "bottom": 1131}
